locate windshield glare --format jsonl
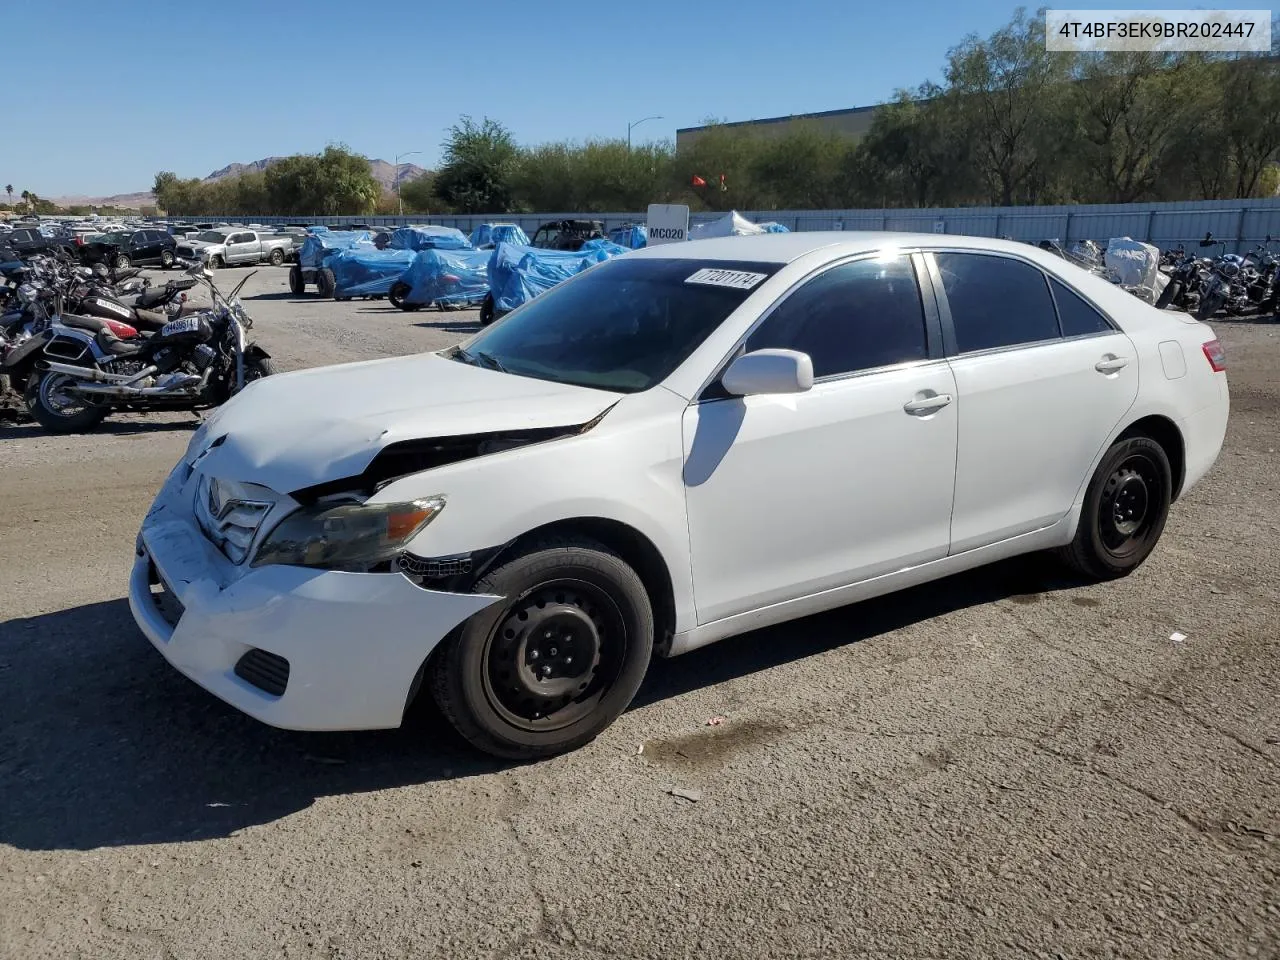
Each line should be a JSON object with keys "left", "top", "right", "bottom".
{"left": 455, "top": 258, "right": 779, "bottom": 393}
{"left": 197, "top": 231, "right": 228, "bottom": 243}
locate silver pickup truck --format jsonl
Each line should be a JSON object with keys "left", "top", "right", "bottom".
{"left": 174, "top": 229, "right": 293, "bottom": 269}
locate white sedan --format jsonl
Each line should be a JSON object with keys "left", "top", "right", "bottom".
{"left": 130, "top": 232, "right": 1229, "bottom": 758}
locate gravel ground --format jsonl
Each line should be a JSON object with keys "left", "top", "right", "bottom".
{"left": 0, "top": 266, "right": 1277, "bottom": 960}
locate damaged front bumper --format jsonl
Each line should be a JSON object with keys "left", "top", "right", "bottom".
{"left": 128, "top": 465, "right": 501, "bottom": 731}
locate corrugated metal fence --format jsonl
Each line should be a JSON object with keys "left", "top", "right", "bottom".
{"left": 184, "top": 198, "right": 1280, "bottom": 254}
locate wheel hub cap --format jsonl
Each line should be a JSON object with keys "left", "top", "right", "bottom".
{"left": 1110, "top": 471, "right": 1149, "bottom": 536}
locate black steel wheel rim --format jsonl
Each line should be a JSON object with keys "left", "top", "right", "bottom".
{"left": 481, "top": 577, "right": 627, "bottom": 733}
{"left": 1098, "top": 452, "right": 1161, "bottom": 557}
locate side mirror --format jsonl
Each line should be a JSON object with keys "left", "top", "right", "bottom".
{"left": 721, "top": 349, "right": 814, "bottom": 397}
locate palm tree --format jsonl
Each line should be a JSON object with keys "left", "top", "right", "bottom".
{"left": 4, "top": 185, "right": 11, "bottom": 207}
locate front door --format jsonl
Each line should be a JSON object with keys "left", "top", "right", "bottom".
{"left": 927, "top": 251, "right": 1140, "bottom": 553}
{"left": 682, "top": 252, "right": 958, "bottom": 625}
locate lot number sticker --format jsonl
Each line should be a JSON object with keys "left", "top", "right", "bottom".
{"left": 685, "top": 268, "right": 768, "bottom": 290}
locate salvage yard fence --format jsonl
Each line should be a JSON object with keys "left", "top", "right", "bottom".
{"left": 173, "top": 198, "right": 1280, "bottom": 254}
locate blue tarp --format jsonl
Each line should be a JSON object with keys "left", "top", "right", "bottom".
{"left": 609, "top": 224, "right": 647, "bottom": 249}
{"left": 758, "top": 221, "right": 791, "bottom": 233}
{"left": 326, "top": 247, "right": 416, "bottom": 298}
{"left": 469, "top": 223, "right": 531, "bottom": 249}
{"left": 488, "top": 240, "right": 629, "bottom": 314}
{"left": 400, "top": 248, "right": 491, "bottom": 306}
{"left": 307, "top": 225, "right": 330, "bottom": 234}
{"left": 389, "top": 225, "right": 472, "bottom": 251}
{"left": 298, "top": 231, "right": 372, "bottom": 270}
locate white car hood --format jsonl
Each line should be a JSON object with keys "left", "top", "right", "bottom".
{"left": 190, "top": 352, "right": 620, "bottom": 493}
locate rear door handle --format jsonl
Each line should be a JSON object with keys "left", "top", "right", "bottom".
{"left": 903, "top": 393, "right": 953, "bottom": 415}
{"left": 1095, "top": 356, "right": 1130, "bottom": 374}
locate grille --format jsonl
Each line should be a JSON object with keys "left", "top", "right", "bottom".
{"left": 234, "top": 649, "right": 289, "bottom": 697}
{"left": 193, "top": 474, "right": 272, "bottom": 564}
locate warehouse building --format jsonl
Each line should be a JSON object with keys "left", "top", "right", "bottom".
{"left": 676, "top": 103, "right": 885, "bottom": 150}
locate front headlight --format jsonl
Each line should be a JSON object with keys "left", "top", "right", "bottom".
{"left": 252, "top": 496, "right": 445, "bottom": 570}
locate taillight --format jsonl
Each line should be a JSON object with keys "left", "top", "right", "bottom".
{"left": 1202, "top": 339, "right": 1227, "bottom": 372}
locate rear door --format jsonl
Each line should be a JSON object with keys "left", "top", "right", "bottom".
{"left": 131, "top": 231, "right": 156, "bottom": 262}
{"left": 926, "top": 251, "right": 1139, "bottom": 553}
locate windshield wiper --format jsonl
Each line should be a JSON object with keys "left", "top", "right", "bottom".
{"left": 473, "top": 350, "right": 509, "bottom": 373}
{"left": 454, "top": 345, "right": 509, "bottom": 374}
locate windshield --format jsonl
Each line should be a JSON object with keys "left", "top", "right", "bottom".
{"left": 197, "top": 231, "right": 228, "bottom": 243}
{"left": 455, "top": 258, "right": 780, "bottom": 393}
{"left": 100, "top": 231, "right": 130, "bottom": 245}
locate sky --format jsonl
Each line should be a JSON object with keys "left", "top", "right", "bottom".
{"left": 6, "top": 0, "right": 1272, "bottom": 198}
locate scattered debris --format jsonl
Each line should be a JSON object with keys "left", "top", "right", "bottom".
{"left": 303, "top": 754, "right": 346, "bottom": 765}
{"left": 1209, "top": 586, "right": 1225, "bottom": 595}
{"left": 706, "top": 716, "right": 726, "bottom": 727}
{"left": 1170, "top": 632, "right": 1188, "bottom": 644}
{"left": 636, "top": 743, "right": 645, "bottom": 755}
{"left": 668, "top": 786, "right": 702, "bottom": 803}
{"left": 206, "top": 802, "right": 232, "bottom": 808}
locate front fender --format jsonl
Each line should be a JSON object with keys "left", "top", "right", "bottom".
{"left": 244, "top": 343, "right": 271, "bottom": 361}
{"left": 1, "top": 328, "right": 53, "bottom": 378}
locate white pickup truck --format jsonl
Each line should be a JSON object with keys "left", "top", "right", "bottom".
{"left": 174, "top": 229, "right": 293, "bottom": 269}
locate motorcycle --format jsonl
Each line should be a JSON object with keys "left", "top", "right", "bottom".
{"left": 7, "top": 261, "right": 278, "bottom": 434}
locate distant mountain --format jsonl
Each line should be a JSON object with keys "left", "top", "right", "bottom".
{"left": 52, "top": 156, "right": 429, "bottom": 209}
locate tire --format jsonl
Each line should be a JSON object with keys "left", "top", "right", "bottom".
{"left": 114, "top": 254, "right": 130, "bottom": 270}
{"left": 208, "top": 255, "right": 223, "bottom": 271}
{"left": 241, "top": 355, "right": 278, "bottom": 389}
{"left": 25, "top": 371, "right": 109, "bottom": 434}
{"left": 430, "top": 537, "right": 654, "bottom": 759}
{"left": 1057, "top": 435, "right": 1172, "bottom": 581}
{"left": 1155, "top": 278, "right": 1182, "bottom": 310}
{"left": 316, "top": 268, "right": 336, "bottom": 299}
{"left": 390, "top": 282, "right": 423, "bottom": 311}
{"left": 1195, "top": 290, "right": 1225, "bottom": 321}
{"left": 268, "top": 248, "right": 285, "bottom": 267}
{"left": 288, "top": 265, "right": 304, "bottom": 295}
{"left": 160, "top": 249, "right": 175, "bottom": 269}
{"left": 479, "top": 293, "right": 495, "bottom": 326}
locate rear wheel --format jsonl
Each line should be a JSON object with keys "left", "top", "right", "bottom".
{"left": 268, "top": 248, "right": 285, "bottom": 267}
{"left": 479, "top": 293, "right": 495, "bottom": 326}
{"left": 316, "top": 268, "right": 336, "bottom": 299}
{"left": 288, "top": 265, "right": 304, "bottom": 295}
{"left": 1195, "top": 289, "right": 1225, "bottom": 321}
{"left": 389, "top": 282, "right": 422, "bottom": 311}
{"left": 430, "top": 538, "right": 654, "bottom": 759}
{"left": 1057, "top": 436, "right": 1172, "bottom": 580}
{"left": 25, "top": 371, "right": 109, "bottom": 434}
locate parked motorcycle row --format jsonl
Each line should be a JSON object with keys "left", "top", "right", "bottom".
{"left": 0, "top": 250, "right": 276, "bottom": 433}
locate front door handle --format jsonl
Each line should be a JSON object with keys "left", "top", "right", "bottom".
{"left": 903, "top": 393, "right": 953, "bottom": 415}
{"left": 1095, "top": 356, "right": 1130, "bottom": 374}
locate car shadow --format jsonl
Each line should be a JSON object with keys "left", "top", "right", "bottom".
{"left": 0, "top": 418, "right": 198, "bottom": 441}
{"left": 0, "top": 556, "right": 1081, "bottom": 851}
{"left": 412, "top": 320, "right": 482, "bottom": 334}
{"left": 248, "top": 292, "right": 318, "bottom": 303}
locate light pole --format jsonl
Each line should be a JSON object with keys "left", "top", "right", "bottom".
{"left": 395, "top": 150, "right": 423, "bottom": 217}
{"left": 627, "top": 116, "right": 663, "bottom": 151}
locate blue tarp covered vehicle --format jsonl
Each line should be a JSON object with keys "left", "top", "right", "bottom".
{"left": 469, "top": 223, "right": 531, "bottom": 249}
{"left": 290, "top": 230, "right": 373, "bottom": 295}
{"left": 609, "top": 224, "right": 647, "bottom": 249}
{"left": 389, "top": 225, "right": 472, "bottom": 251}
{"left": 389, "top": 248, "right": 491, "bottom": 311}
{"left": 483, "top": 239, "right": 629, "bottom": 323}
{"left": 326, "top": 247, "right": 417, "bottom": 300}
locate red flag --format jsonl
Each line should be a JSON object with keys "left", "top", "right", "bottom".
{"left": 719, "top": 173, "right": 727, "bottom": 191}
{"left": 691, "top": 175, "right": 707, "bottom": 188}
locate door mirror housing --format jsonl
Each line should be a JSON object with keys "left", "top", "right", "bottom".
{"left": 721, "top": 349, "right": 814, "bottom": 397}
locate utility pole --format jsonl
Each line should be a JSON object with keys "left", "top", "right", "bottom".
{"left": 395, "top": 150, "right": 423, "bottom": 218}
{"left": 627, "top": 116, "right": 663, "bottom": 151}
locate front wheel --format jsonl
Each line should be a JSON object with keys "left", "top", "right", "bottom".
{"left": 288, "top": 265, "right": 304, "bottom": 295}
{"left": 268, "top": 248, "right": 285, "bottom": 267}
{"left": 1196, "top": 289, "right": 1225, "bottom": 321}
{"left": 207, "top": 255, "right": 223, "bottom": 271}
{"left": 239, "top": 355, "right": 278, "bottom": 391}
{"left": 429, "top": 537, "right": 654, "bottom": 759}
{"left": 25, "top": 371, "right": 109, "bottom": 434}
{"left": 1155, "top": 278, "right": 1183, "bottom": 310}
{"left": 115, "top": 254, "right": 130, "bottom": 270}
{"left": 389, "top": 281, "right": 421, "bottom": 311}
{"left": 316, "top": 268, "right": 336, "bottom": 298}
{"left": 1057, "top": 436, "right": 1172, "bottom": 580}
{"left": 160, "top": 249, "right": 175, "bottom": 269}
{"left": 479, "top": 293, "right": 495, "bottom": 326}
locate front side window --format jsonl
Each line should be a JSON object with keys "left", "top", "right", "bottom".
{"left": 744, "top": 255, "right": 928, "bottom": 378}
{"left": 455, "top": 258, "right": 780, "bottom": 393}
{"left": 935, "top": 252, "right": 1059, "bottom": 353}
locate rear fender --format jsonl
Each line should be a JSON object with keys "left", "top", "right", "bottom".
{"left": 2, "top": 328, "right": 54, "bottom": 377}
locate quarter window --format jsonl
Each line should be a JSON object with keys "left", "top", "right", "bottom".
{"left": 1050, "top": 277, "right": 1113, "bottom": 336}
{"left": 935, "top": 253, "right": 1059, "bottom": 352}
{"left": 744, "top": 255, "right": 928, "bottom": 378}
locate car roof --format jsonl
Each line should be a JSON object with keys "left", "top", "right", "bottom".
{"left": 627, "top": 231, "right": 1057, "bottom": 264}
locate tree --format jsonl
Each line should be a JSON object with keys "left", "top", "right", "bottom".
{"left": 750, "top": 123, "right": 857, "bottom": 209}
{"left": 673, "top": 121, "right": 767, "bottom": 210}
{"left": 264, "top": 145, "right": 381, "bottom": 215}
{"left": 432, "top": 116, "right": 518, "bottom": 213}
{"left": 4, "top": 185, "right": 11, "bottom": 206}
{"left": 398, "top": 173, "right": 440, "bottom": 214}
{"left": 946, "top": 8, "right": 1071, "bottom": 205}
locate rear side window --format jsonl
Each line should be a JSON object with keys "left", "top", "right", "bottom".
{"left": 1050, "top": 277, "right": 1113, "bottom": 336}
{"left": 935, "top": 253, "right": 1059, "bottom": 353}
{"left": 745, "top": 255, "right": 928, "bottom": 378}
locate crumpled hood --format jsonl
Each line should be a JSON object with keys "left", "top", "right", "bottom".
{"left": 189, "top": 352, "right": 620, "bottom": 494}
